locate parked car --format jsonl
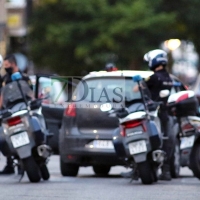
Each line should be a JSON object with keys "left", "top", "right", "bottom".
{"left": 59, "top": 70, "right": 187, "bottom": 177}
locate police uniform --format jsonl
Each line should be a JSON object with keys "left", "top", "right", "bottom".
{"left": 145, "top": 68, "right": 174, "bottom": 167}
{"left": 145, "top": 68, "right": 172, "bottom": 102}
{"left": 1, "top": 73, "right": 33, "bottom": 89}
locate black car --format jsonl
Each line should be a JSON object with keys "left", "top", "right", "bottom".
{"left": 59, "top": 70, "right": 164, "bottom": 176}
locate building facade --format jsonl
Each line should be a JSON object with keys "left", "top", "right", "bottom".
{"left": 0, "top": 0, "right": 7, "bottom": 57}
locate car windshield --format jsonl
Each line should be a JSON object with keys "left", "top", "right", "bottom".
{"left": 1, "top": 80, "right": 34, "bottom": 109}
{"left": 73, "top": 77, "right": 150, "bottom": 104}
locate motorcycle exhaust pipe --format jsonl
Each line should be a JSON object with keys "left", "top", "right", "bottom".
{"left": 152, "top": 150, "right": 165, "bottom": 163}
{"left": 37, "top": 144, "right": 52, "bottom": 158}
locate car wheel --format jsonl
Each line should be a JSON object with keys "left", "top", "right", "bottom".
{"left": 60, "top": 158, "right": 79, "bottom": 177}
{"left": 190, "top": 142, "right": 200, "bottom": 179}
{"left": 170, "top": 138, "right": 180, "bottom": 178}
{"left": 93, "top": 165, "right": 111, "bottom": 176}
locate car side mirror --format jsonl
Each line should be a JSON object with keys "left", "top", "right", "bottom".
{"left": 159, "top": 90, "right": 170, "bottom": 98}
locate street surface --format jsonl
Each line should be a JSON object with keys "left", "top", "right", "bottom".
{"left": 0, "top": 154, "right": 199, "bottom": 200}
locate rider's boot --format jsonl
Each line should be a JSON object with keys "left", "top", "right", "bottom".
{"left": 0, "top": 156, "right": 15, "bottom": 175}
{"left": 159, "top": 164, "right": 171, "bottom": 181}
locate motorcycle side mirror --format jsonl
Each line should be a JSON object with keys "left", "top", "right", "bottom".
{"left": 100, "top": 103, "right": 112, "bottom": 112}
{"left": 159, "top": 90, "right": 170, "bottom": 98}
{"left": 132, "top": 75, "right": 142, "bottom": 82}
{"left": 11, "top": 72, "right": 22, "bottom": 81}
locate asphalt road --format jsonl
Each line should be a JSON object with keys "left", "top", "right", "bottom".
{"left": 0, "top": 154, "right": 199, "bottom": 200}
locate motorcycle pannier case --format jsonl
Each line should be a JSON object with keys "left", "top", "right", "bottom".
{"left": 167, "top": 91, "right": 199, "bottom": 117}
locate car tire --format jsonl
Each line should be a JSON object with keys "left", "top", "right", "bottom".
{"left": 138, "top": 161, "right": 154, "bottom": 185}
{"left": 170, "top": 138, "right": 181, "bottom": 178}
{"left": 60, "top": 158, "right": 79, "bottom": 177}
{"left": 190, "top": 142, "right": 200, "bottom": 179}
{"left": 93, "top": 165, "right": 111, "bottom": 176}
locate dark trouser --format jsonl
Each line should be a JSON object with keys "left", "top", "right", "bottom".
{"left": 159, "top": 108, "right": 175, "bottom": 165}
{"left": 6, "top": 156, "right": 14, "bottom": 167}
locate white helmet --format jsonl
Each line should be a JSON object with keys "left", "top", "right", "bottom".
{"left": 0, "top": 54, "right": 3, "bottom": 68}
{"left": 144, "top": 49, "right": 168, "bottom": 70}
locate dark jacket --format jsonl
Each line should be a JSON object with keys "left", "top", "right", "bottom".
{"left": 0, "top": 73, "right": 33, "bottom": 90}
{"left": 145, "top": 69, "right": 172, "bottom": 103}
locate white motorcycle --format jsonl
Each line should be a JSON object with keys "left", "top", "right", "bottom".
{"left": 167, "top": 90, "right": 200, "bottom": 179}
{"left": 0, "top": 73, "right": 51, "bottom": 182}
{"left": 102, "top": 75, "right": 177, "bottom": 184}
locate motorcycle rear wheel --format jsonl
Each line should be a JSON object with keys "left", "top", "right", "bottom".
{"left": 22, "top": 156, "right": 41, "bottom": 183}
{"left": 190, "top": 142, "right": 200, "bottom": 179}
{"left": 138, "top": 161, "right": 154, "bottom": 184}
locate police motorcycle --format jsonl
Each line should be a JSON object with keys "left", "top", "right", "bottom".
{"left": 167, "top": 89, "right": 200, "bottom": 179}
{"left": 0, "top": 72, "right": 51, "bottom": 183}
{"left": 102, "top": 75, "right": 177, "bottom": 184}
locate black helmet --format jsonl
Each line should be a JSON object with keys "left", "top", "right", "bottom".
{"left": 144, "top": 49, "right": 168, "bottom": 70}
{"left": 105, "top": 63, "right": 118, "bottom": 72}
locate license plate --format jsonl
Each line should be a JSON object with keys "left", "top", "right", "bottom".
{"left": 92, "top": 140, "right": 114, "bottom": 149}
{"left": 128, "top": 140, "right": 147, "bottom": 155}
{"left": 10, "top": 131, "right": 30, "bottom": 148}
{"left": 180, "top": 135, "right": 195, "bottom": 150}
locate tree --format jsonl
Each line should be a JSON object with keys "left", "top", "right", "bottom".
{"left": 162, "top": 0, "right": 200, "bottom": 70}
{"left": 29, "top": 0, "right": 176, "bottom": 75}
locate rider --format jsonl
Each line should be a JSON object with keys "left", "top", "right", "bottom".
{"left": 0, "top": 54, "right": 33, "bottom": 174}
{"left": 138, "top": 49, "right": 173, "bottom": 180}
{"left": 105, "top": 63, "right": 118, "bottom": 72}
{"left": 122, "top": 49, "right": 174, "bottom": 180}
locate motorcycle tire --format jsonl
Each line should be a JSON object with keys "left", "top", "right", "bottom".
{"left": 22, "top": 156, "right": 41, "bottom": 183}
{"left": 40, "top": 164, "right": 50, "bottom": 180}
{"left": 138, "top": 161, "right": 154, "bottom": 185}
{"left": 190, "top": 142, "right": 200, "bottom": 179}
{"left": 170, "top": 138, "right": 181, "bottom": 178}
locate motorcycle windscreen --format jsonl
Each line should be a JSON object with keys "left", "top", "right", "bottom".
{"left": 1, "top": 80, "right": 34, "bottom": 109}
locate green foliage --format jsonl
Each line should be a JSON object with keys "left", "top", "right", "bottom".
{"left": 163, "top": 0, "right": 200, "bottom": 55}
{"left": 29, "top": 0, "right": 176, "bottom": 75}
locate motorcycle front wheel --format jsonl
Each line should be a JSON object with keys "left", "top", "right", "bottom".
{"left": 138, "top": 161, "right": 154, "bottom": 184}
{"left": 22, "top": 156, "right": 41, "bottom": 183}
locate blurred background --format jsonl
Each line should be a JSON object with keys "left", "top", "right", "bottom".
{"left": 0, "top": 0, "right": 200, "bottom": 89}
